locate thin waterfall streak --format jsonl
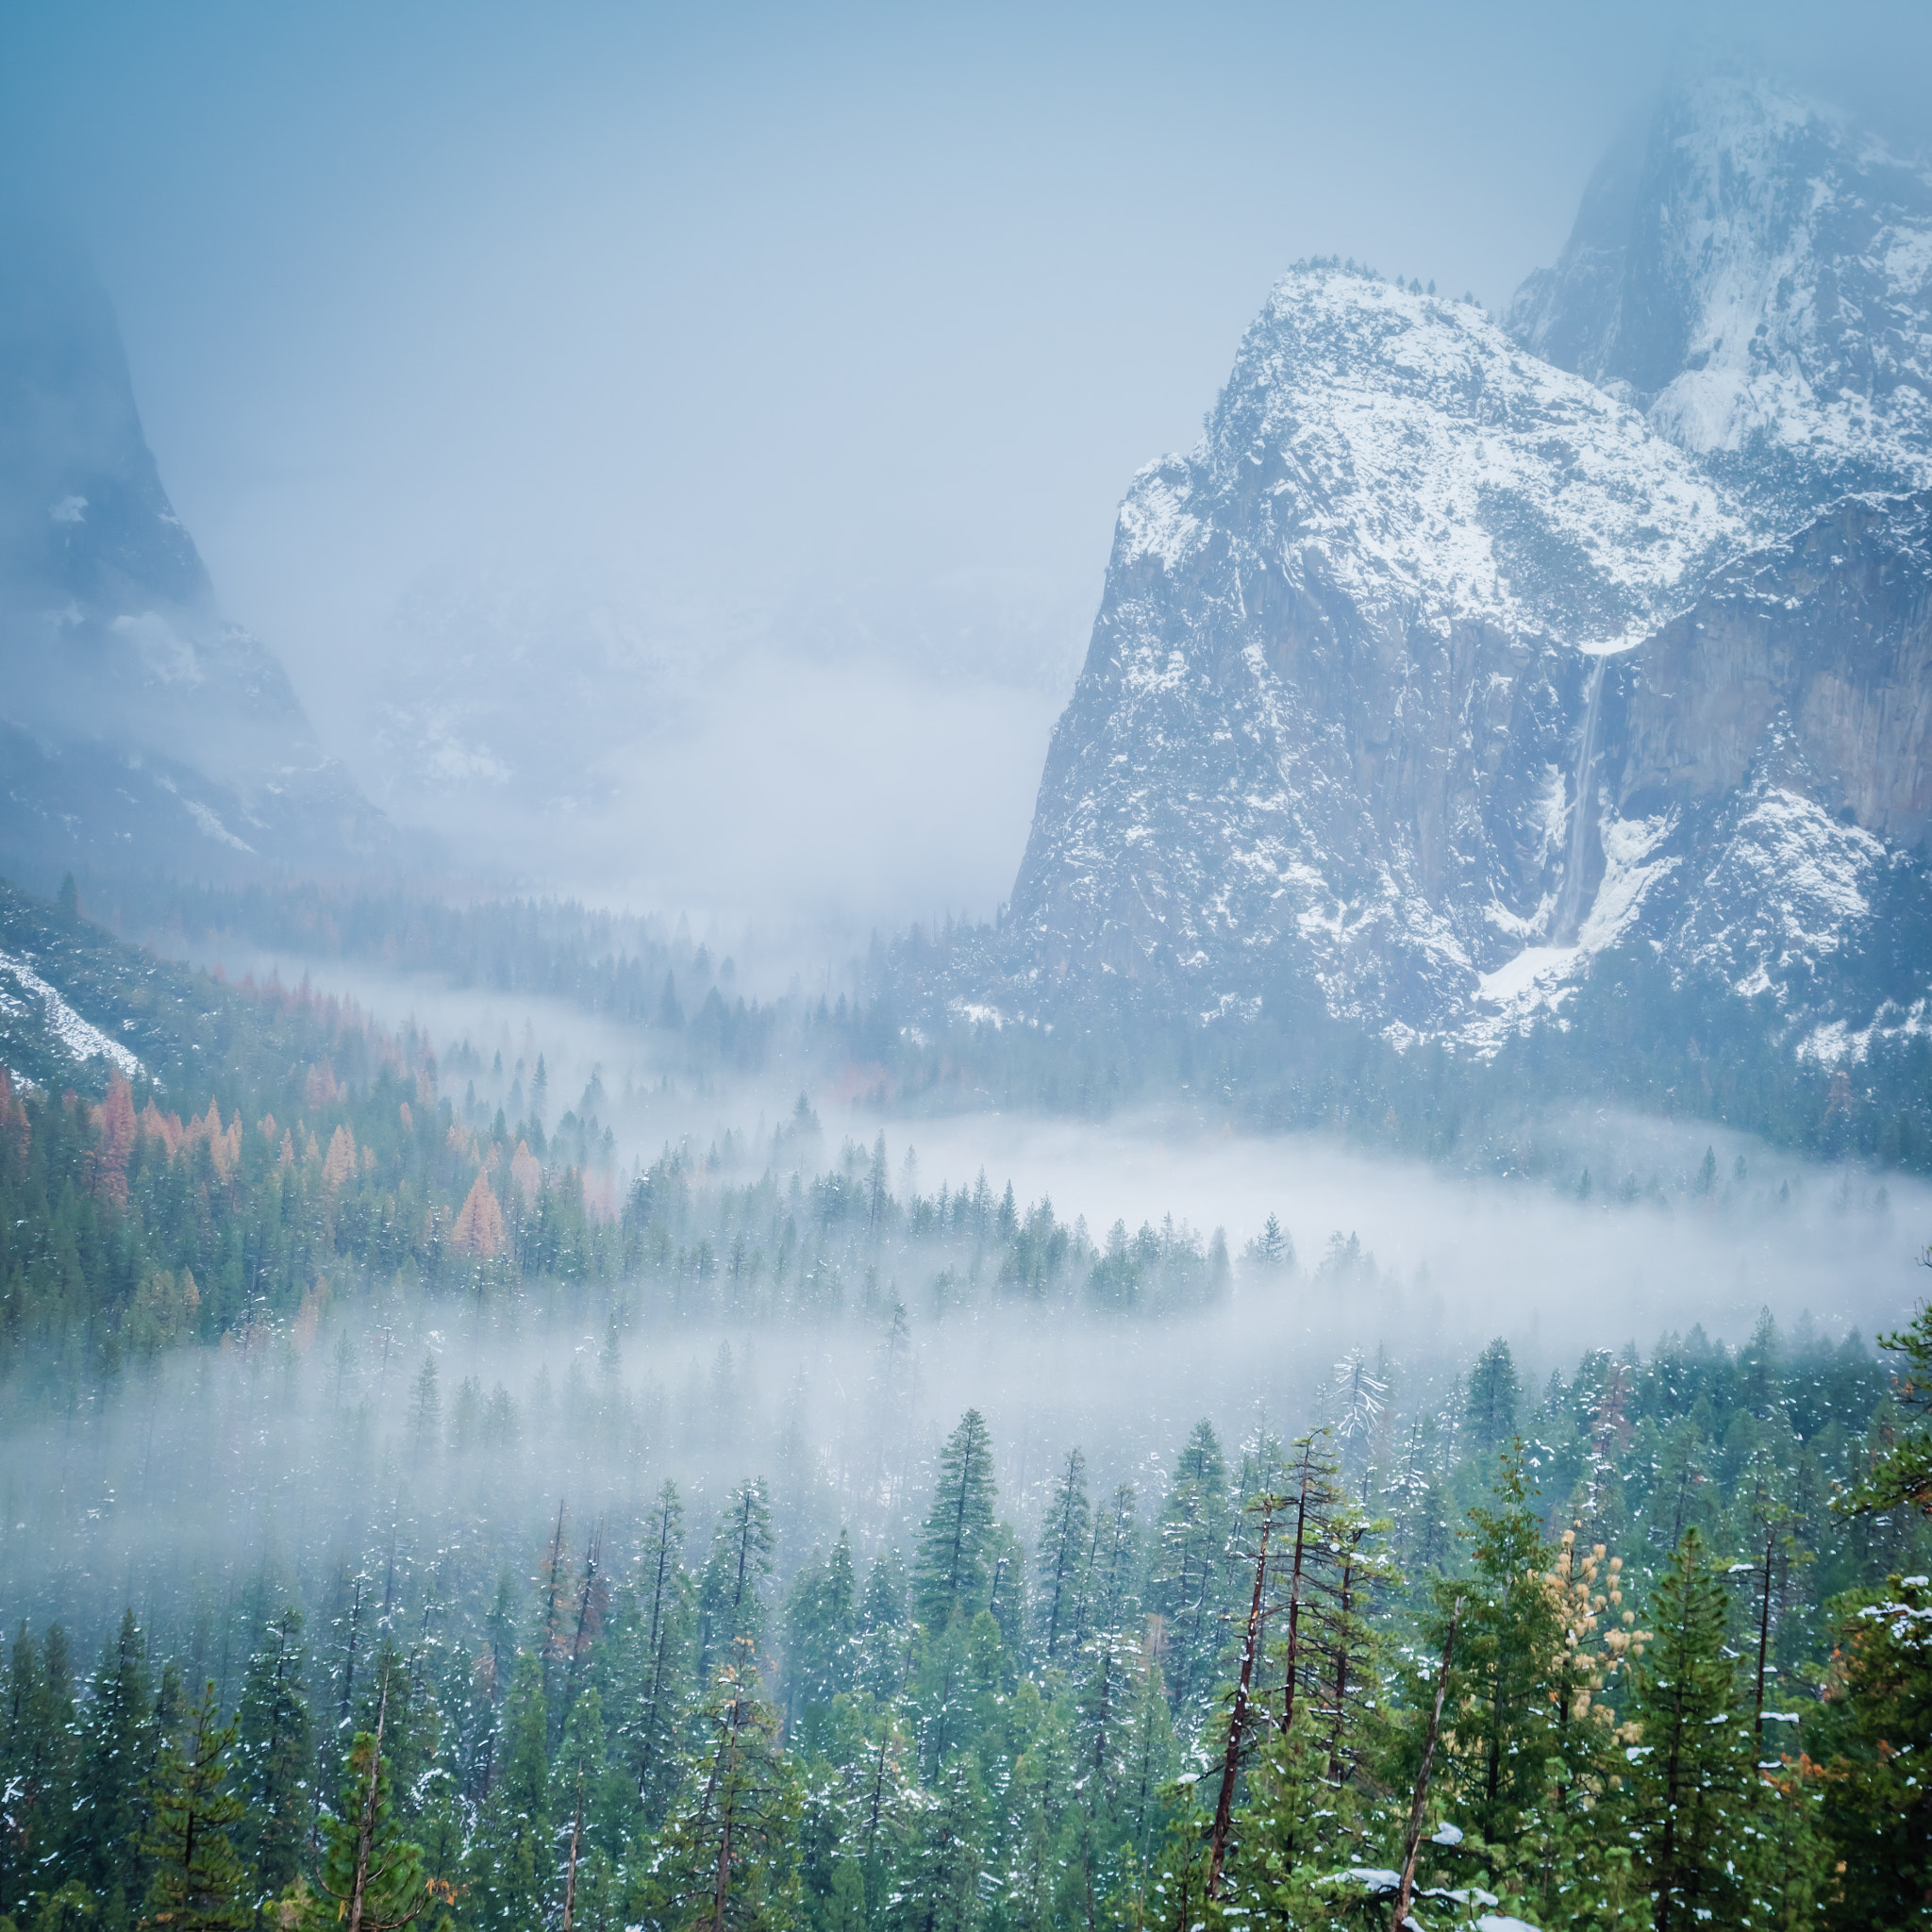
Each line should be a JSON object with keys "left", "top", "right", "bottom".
{"left": 1557, "top": 657, "right": 1607, "bottom": 945}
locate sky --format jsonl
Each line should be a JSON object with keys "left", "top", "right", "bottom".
{"left": 6, "top": 0, "right": 1932, "bottom": 929}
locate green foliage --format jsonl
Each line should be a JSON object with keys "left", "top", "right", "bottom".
{"left": 1806, "top": 1574, "right": 1932, "bottom": 1929}
{"left": 913, "top": 1411, "right": 1000, "bottom": 1633}
{"left": 306, "top": 1712, "right": 436, "bottom": 1932}
{"left": 141, "top": 1682, "right": 250, "bottom": 1932}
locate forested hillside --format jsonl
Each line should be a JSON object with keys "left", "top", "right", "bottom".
{"left": 3, "top": 883, "right": 1931, "bottom": 1931}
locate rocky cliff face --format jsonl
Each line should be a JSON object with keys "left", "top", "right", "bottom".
{"left": 1001, "top": 78, "right": 1932, "bottom": 1050}
{"left": 1008, "top": 263, "right": 1750, "bottom": 1028}
{"left": 0, "top": 232, "right": 389, "bottom": 884}
{"left": 1573, "top": 490, "right": 1932, "bottom": 1037}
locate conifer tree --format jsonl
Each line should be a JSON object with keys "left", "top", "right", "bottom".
{"left": 1624, "top": 1527, "right": 1767, "bottom": 1930}
{"left": 697, "top": 1480, "right": 776, "bottom": 1686}
{"left": 890, "top": 1751, "right": 984, "bottom": 1932}
{"left": 786, "top": 1530, "right": 858, "bottom": 1747}
{"left": 236, "top": 1606, "right": 312, "bottom": 1901}
{"left": 141, "top": 1681, "right": 251, "bottom": 1932}
{"left": 76, "top": 1609, "right": 157, "bottom": 1913}
{"left": 1034, "top": 1449, "right": 1091, "bottom": 1665}
{"left": 913, "top": 1411, "right": 998, "bottom": 1632}
{"left": 1807, "top": 1571, "right": 1932, "bottom": 1928}
{"left": 636, "top": 1644, "right": 800, "bottom": 1932}
{"left": 626, "top": 1481, "right": 693, "bottom": 1826}
{"left": 1423, "top": 1445, "right": 1565, "bottom": 1879}
{"left": 1465, "top": 1338, "right": 1521, "bottom": 1453}
{"left": 1148, "top": 1421, "right": 1230, "bottom": 1716}
{"left": 305, "top": 1674, "right": 436, "bottom": 1932}
{"left": 1, "top": 1624, "right": 79, "bottom": 1916}
{"left": 464, "top": 1655, "right": 554, "bottom": 1932}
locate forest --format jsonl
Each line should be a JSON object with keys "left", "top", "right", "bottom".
{"left": 2, "top": 876, "right": 1930, "bottom": 1930}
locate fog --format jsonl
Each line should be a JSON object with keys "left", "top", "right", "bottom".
{"left": 11, "top": 0, "right": 1932, "bottom": 925}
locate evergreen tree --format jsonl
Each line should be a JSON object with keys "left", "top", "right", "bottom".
{"left": 635, "top": 1644, "right": 800, "bottom": 1932}
{"left": 1840, "top": 1293, "right": 1932, "bottom": 1517}
{"left": 76, "top": 1611, "right": 156, "bottom": 1913}
{"left": 1033, "top": 1449, "right": 1091, "bottom": 1665}
{"left": 1465, "top": 1338, "right": 1522, "bottom": 1453}
{"left": 1422, "top": 1445, "right": 1565, "bottom": 1886}
{"left": 786, "top": 1531, "right": 858, "bottom": 1749}
{"left": 912, "top": 1412, "right": 998, "bottom": 1632}
{"left": 697, "top": 1480, "right": 776, "bottom": 1686}
{"left": 464, "top": 1655, "right": 553, "bottom": 1932}
{"left": 625, "top": 1482, "right": 693, "bottom": 1827}
{"left": 1148, "top": 1421, "right": 1230, "bottom": 1716}
{"left": 236, "top": 1606, "right": 312, "bottom": 1902}
{"left": 1, "top": 1625, "right": 79, "bottom": 1921}
{"left": 1624, "top": 1528, "right": 1771, "bottom": 1930}
{"left": 305, "top": 1675, "right": 436, "bottom": 1932}
{"left": 141, "top": 1681, "right": 251, "bottom": 1932}
{"left": 889, "top": 1752, "right": 983, "bottom": 1932}
{"left": 1807, "top": 1571, "right": 1932, "bottom": 1928}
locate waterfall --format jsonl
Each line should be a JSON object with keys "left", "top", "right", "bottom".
{"left": 1555, "top": 656, "right": 1607, "bottom": 945}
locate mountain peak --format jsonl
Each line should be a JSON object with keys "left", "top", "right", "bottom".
{"left": 1508, "top": 71, "right": 1932, "bottom": 521}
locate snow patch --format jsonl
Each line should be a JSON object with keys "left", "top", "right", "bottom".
{"left": 0, "top": 951, "right": 143, "bottom": 1079}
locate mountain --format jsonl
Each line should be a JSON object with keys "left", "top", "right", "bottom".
{"left": 0, "top": 231, "right": 391, "bottom": 887}
{"left": 1005, "top": 262, "right": 1752, "bottom": 1030}
{"left": 990, "top": 77, "right": 1932, "bottom": 1054}
{"left": 1507, "top": 74, "right": 1932, "bottom": 524}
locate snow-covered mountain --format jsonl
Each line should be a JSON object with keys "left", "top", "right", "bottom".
{"left": 995, "top": 77, "right": 1932, "bottom": 1048}
{"left": 0, "top": 231, "right": 391, "bottom": 886}
{"left": 1508, "top": 74, "right": 1932, "bottom": 524}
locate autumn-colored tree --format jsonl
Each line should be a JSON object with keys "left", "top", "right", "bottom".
{"left": 452, "top": 1173, "right": 506, "bottom": 1257}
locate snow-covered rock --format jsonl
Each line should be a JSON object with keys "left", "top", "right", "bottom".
{"left": 1509, "top": 73, "right": 1932, "bottom": 524}
{"left": 1008, "top": 262, "right": 1751, "bottom": 1028}
{"left": 997, "top": 79, "right": 1932, "bottom": 1047}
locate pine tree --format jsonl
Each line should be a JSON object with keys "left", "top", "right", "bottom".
{"left": 635, "top": 1644, "right": 800, "bottom": 1932}
{"left": 1465, "top": 1339, "right": 1521, "bottom": 1453}
{"left": 1, "top": 1625, "right": 79, "bottom": 1920}
{"left": 141, "top": 1681, "right": 251, "bottom": 1932}
{"left": 237, "top": 1607, "right": 312, "bottom": 1902}
{"left": 1840, "top": 1292, "right": 1932, "bottom": 1517}
{"left": 1033, "top": 1449, "right": 1091, "bottom": 1665}
{"left": 912, "top": 1411, "right": 998, "bottom": 1632}
{"left": 1625, "top": 1527, "right": 1768, "bottom": 1930}
{"left": 76, "top": 1610, "right": 157, "bottom": 1912}
{"left": 464, "top": 1655, "right": 553, "bottom": 1932}
{"left": 305, "top": 1674, "right": 436, "bottom": 1932}
{"left": 625, "top": 1481, "right": 693, "bottom": 1828}
{"left": 697, "top": 1480, "right": 775, "bottom": 1686}
{"left": 786, "top": 1531, "right": 858, "bottom": 1749}
{"left": 1807, "top": 1571, "right": 1932, "bottom": 1928}
{"left": 1422, "top": 1444, "right": 1565, "bottom": 1886}
{"left": 889, "top": 1751, "right": 983, "bottom": 1932}
{"left": 1148, "top": 1421, "right": 1230, "bottom": 1716}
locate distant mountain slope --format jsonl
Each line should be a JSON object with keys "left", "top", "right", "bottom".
{"left": 0, "top": 231, "right": 391, "bottom": 886}
{"left": 1508, "top": 74, "right": 1932, "bottom": 524}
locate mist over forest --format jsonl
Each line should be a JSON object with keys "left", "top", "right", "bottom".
{"left": 5, "top": 7, "right": 1932, "bottom": 1932}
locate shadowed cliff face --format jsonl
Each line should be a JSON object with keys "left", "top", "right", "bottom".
{"left": 1616, "top": 491, "right": 1932, "bottom": 848}
{"left": 0, "top": 231, "right": 391, "bottom": 884}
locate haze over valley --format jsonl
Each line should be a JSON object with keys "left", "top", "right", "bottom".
{"left": 2, "top": 9, "right": 1930, "bottom": 1930}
